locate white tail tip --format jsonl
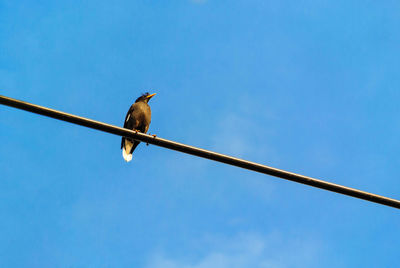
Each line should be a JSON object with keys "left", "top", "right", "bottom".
{"left": 122, "top": 148, "right": 133, "bottom": 162}
{"left": 122, "top": 140, "right": 133, "bottom": 162}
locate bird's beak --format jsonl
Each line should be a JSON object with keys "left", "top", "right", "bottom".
{"left": 146, "top": 93, "right": 156, "bottom": 99}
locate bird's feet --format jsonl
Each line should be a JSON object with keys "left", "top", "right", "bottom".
{"left": 146, "top": 133, "right": 157, "bottom": 146}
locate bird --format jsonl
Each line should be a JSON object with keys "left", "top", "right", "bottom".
{"left": 121, "top": 92, "right": 156, "bottom": 162}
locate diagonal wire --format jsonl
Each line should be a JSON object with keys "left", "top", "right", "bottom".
{"left": 1, "top": 94, "right": 399, "bottom": 209}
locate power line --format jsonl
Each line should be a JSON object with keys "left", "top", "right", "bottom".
{"left": 1, "top": 94, "right": 399, "bottom": 209}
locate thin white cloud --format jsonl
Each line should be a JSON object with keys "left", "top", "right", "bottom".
{"left": 146, "top": 232, "right": 321, "bottom": 268}
{"left": 212, "top": 113, "right": 251, "bottom": 157}
{"left": 211, "top": 93, "right": 278, "bottom": 159}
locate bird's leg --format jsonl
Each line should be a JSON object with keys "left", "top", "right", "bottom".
{"left": 146, "top": 133, "right": 157, "bottom": 146}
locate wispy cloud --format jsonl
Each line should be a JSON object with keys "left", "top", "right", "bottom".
{"left": 211, "top": 94, "right": 278, "bottom": 160}
{"left": 146, "top": 232, "right": 321, "bottom": 268}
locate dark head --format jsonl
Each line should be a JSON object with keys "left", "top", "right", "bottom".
{"left": 135, "top": 92, "right": 156, "bottom": 103}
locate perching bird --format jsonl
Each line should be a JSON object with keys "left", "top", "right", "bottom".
{"left": 121, "top": 92, "right": 156, "bottom": 162}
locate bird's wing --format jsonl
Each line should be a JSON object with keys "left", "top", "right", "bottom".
{"left": 123, "top": 105, "right": 135, "bottom": 128}
{"left": 121, "top": 104, "right": 140, "bottom": 149}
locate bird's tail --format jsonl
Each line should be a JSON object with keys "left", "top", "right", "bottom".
{"left": 122, "top": 139, "right": 133, "bottom": 162}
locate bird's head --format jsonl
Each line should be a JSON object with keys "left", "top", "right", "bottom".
{"left": 135, "top": 92, "right": 156, "bottom": 103}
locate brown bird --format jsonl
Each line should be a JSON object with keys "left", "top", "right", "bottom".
{"left": 121, "top": 92, "right": 156, "bottom": 162}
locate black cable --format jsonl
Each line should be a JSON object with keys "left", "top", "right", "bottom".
{"left": 1, "top": 94, "right": 399, "bottom": 209}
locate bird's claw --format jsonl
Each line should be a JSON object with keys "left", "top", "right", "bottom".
{"left": 146, "top": 134, "right": 157, "bottom": 146}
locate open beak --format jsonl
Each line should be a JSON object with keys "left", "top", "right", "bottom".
{"left": 146, "top": 93, "right": 156, "bottom": 99}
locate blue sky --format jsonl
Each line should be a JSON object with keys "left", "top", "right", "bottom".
{"left": 1, "top": 0, "right": 400, "bottom": 267}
